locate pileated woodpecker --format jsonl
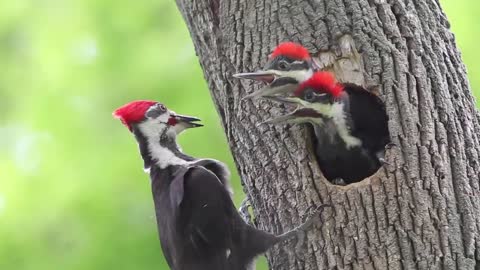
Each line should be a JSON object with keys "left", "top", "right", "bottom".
{"left": 113, "top": 100, "right": 322, "bottom": 270}
{"left": 233, "top": 42, "right": 317, "bottom": 99}
{"left": 263, "top": 72, "right": 390, "bottom": 184}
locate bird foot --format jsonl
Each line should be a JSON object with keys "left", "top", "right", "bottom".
{"left": 375, "top": 147, "right": 392, "bottom": 166}
{"left": 331, "top": 178, "right": 346, "bottom": 186}
{"left": 378, "top": 157, "right": 390, "bottom": 166}
{"left": 385, "top": 142, "right": 397, "bottom": 149}
{"left": 277, "top": 204, "right": 332, "bottom": 243}
{"left": 239, "top": 197, "right": 253, "bottom": 226}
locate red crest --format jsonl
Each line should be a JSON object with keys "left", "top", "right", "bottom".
{"left": 113, "top": 100, "right": 158, "bottom": 130}
{"left": 295, "top": 72, "right": 343, "bottom": 97}
{"left": 269, "top": 42, "right": 310, "bottom": 61}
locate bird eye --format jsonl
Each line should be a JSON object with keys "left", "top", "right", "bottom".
{"left": 158, "top": 104, "right": 166, "bottom": 111}
{"left": 278, "top": 61, "right": 289, "bottom": 70}
{"left": 304, "top": 92, "right": 314, "bottom": 101}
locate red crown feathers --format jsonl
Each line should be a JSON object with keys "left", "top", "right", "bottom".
{"left": 295, "top": 72, "right": 344, "bottom": 98}
{"left": 113, "top": 100, "right": 158, "bottom": 130}
{"left": 269, "top": 42, "right": 310, "bottom": 61}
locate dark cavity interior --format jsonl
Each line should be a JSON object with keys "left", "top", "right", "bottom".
{"left": 309, "top": 103, "right": 390, "bottom": 186}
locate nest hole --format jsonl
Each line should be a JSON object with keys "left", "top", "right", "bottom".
{"left": 306, "top": 101, "right": 391, "bottom": 186}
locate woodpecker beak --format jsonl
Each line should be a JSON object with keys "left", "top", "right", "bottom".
{"left": 173, "top": 114, "right": 203, "bottom": 128}
{"left": 261, "top": 108, "right": 321, "bottom": 125}
{"left": 261, "top": 96, "right": 302, "bottom": 125}
{"left": 234, "top": 70, "right": 295, "bottom": 100}
{"left": 261, "top": 108, "right": 322, "bottom": 124}
{"left": 261, "top": 96, "right": 321, "bottom": 125}
{"left": 233, "top": 71, "right": 277, "bottom": 84}
{"left": 261, "top": 112, "right": 300, "bottom": 125}
{"left": 263, "top": 96, "right": 303, "bottom": 105}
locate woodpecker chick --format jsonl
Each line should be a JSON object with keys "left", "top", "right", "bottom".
{"left": 264, "top": 72, "right": 390, "bottom": 184}
{"left": 234, "top": 42, "right": 317, "bottom": 99}
{"left": 113, "top": 100, "right": 322, "bottom": 270}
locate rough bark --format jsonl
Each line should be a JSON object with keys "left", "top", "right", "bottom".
{"left": 175, "top": 0, "right": 480, "bottom": 269}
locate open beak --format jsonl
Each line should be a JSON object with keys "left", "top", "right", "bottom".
{"left": 260, "top": 96, "right": 319, "bottom": 125}
{"left": 261, "top": 107, "right": 321, "bottom": 125}
{"left": 173, "top": 114, "right": 203, "bottom": 128}
{"left": 234, "top": 70, "right": 293, "bottom": 100}
{"left": 233, "top": 70, "right": 277, "bottom": 83}
{"left": 261, "top": 111, "right": 301, "bottom": 125}
{"left": 243, "top": 84, "right": 295, "bottom": 100}
{"left": 263, "top": 95, "right": 304, "bottom": 105}
{"left": 261, "top": 96, "right": 303, "bottom": 125}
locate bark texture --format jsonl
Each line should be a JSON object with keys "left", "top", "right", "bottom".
{"left": 175, "top": 0, "right": 480, "bottom": 269}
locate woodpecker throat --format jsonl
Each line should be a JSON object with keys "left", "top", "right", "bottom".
{"left": 133, "top": 125, "right": 192, "bottom": 171}
{"left": 132, "top": 122, "right": 233, "bottom": 194}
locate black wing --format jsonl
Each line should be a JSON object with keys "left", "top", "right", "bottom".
{"left": 177, "top": 166, "right": 281, "bottom": 270}
{"left": 176, "top": 166, "right": 234, "bottom": 270}
{"left": 344, "top": 83, "right": 390, "bottom": 152}
{"left": 152, "top": 165, "right": 280, "bottom": 270}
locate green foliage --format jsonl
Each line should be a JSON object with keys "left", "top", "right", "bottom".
{"left": 0, "top": 1, "right": 477, "bottom": 269}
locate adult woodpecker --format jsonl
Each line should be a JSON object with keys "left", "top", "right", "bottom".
{"left": 113, "top": 100, "right": 323, "bottom": 270}
{"left": 264, "top": 72, "right": 390, "bottom": 184}
{"left": 233, "top": 42, "right": 317, "bottom": 99}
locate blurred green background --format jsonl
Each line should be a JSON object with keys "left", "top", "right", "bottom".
{"left": 0, "top": 1, "right": 477, "bottom": 269}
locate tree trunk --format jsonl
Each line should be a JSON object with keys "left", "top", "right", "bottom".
{"left": 175, "top": 0, "right": 480, "bottom": 269}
